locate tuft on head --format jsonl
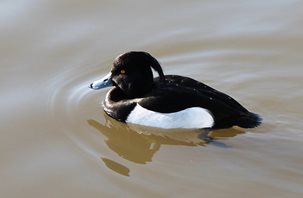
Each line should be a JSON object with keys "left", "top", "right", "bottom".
{"left": 113, "top": 51, "right": 165, "bottom": 83}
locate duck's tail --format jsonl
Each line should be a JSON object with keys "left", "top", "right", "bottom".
{"left": 236, "top": 112, "right": 262, "bottom": 128}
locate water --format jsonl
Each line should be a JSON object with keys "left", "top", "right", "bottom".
{"left": 1, "top": 1, "right": 303, "bottom": 197}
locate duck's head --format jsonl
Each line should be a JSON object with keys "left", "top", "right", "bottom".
{"left": 90, "top": 51, "right": 165, "bottom": 98}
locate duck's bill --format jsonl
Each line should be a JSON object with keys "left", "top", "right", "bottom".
{"left": 90, "top": 72, "right": 113, "bottom": 90}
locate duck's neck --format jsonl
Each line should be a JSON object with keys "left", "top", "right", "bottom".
{"left": 103, "top": 88, "right": 137, "bottom": 121}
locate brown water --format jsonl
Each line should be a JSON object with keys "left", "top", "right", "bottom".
{"left": 1, "top": 1, "right": 303, "bottom": 197}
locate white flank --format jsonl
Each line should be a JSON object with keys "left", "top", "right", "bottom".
{"left": 126, "top": 104, "right": 214, "bottom": 129}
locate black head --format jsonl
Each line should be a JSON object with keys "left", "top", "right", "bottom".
{"left": 90, "top": 51, "right": 165, "bottom": 98}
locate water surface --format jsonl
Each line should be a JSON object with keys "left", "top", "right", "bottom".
{"left": 1, "top": 1, "right": 303, "bottom": 197}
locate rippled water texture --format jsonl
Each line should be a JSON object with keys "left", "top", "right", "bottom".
{"left": 1, "top": 1, "right": 303, "bottom": 197}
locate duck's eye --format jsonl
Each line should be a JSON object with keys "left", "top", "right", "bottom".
{"left": 120, "top": 69, "right": 126, "bottom": 74}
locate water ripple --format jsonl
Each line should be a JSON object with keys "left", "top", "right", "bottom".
{"left": 46, "top": 66, "right": 109, "bottom": 158}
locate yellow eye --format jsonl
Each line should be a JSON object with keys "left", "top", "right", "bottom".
{"left": 120, "top": 69, "right": 126, "bottom": 74}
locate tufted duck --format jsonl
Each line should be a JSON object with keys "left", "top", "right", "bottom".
{"left": 90, "top": 51, "right": 261, "bottom": 129}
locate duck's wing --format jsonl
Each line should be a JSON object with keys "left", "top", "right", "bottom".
{"left": 139, "top": 84, "right": 242, "bottom": 117}
{"left": 154, "top": 75, "right": 248, "bottom": 112}
{"left": 160, "top": 75, "right": 216, "bottom": 92}
{"left": 141, "top": 77, "right": 261, "bottom": 128}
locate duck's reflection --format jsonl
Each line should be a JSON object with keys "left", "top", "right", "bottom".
{"left": 88, "top": 118, "right": 206, "bottom": 165}
{"left": 88, "top": 115, "right": 245, "bottom": 166}
{"left": 101, "top": 157, "right": 130, "bottom": 176}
